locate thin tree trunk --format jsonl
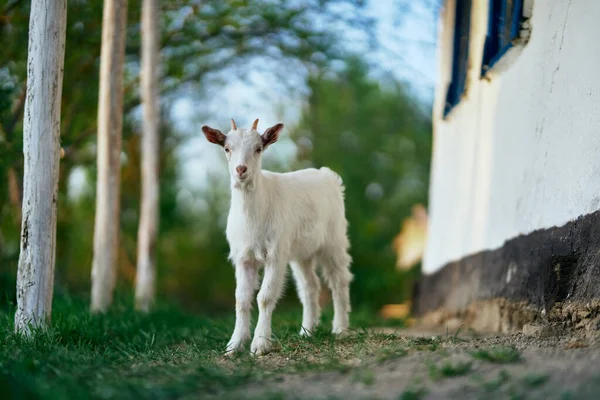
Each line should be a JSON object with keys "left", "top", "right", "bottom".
{"left": 135, "top": 0, "right": 160, "bottom": 312}
{"left": 14, "top": 0, "right": 67, "bottom": 335}
{"left": 91, "top": 0, "right": 128, "bottom": 313}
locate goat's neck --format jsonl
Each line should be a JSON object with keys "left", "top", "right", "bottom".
{"left": 230, "top": 172, "right": 268, "bottom": 218}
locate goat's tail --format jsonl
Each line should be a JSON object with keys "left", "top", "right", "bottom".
{"left": 319, "top": 167, "right": 345, "bottom": 194}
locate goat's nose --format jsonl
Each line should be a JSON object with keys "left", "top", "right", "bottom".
{"left": 236, "top": 165, "right": 247, "bottom": 175}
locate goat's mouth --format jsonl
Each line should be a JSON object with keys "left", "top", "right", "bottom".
{"left": 236, "top": 173, "right": 249, "bottom": 182}
{"left": 232, "top": 173, "right": 252, "bottom": 189}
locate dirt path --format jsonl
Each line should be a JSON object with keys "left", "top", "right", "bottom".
{"left": 220, "top": 329, "right": 600, "bottom": 399}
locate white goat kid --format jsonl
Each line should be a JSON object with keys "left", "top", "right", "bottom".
{"left": 202, "top": 118, "right": 353, "bottom": 356}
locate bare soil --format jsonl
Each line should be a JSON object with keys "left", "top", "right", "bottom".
{"left": 219, "top": 328, "right": 600, "bottom": 400}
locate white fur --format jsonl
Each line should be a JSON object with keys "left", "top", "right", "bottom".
{"left": 202, "top": 120, "right": 353, "bottom": 356}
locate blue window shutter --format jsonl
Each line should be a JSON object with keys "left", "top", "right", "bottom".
{"left": 444, "top": 0, "right": 472, "bottom": 117}
{"left": 481, "top": 0, "right": 524, "bottom": 74}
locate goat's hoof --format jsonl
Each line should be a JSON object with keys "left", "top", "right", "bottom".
{"left": 331, "top": 326, "right": 350, "bottom": 337}
{"left": 224, "top": 339, "right": 246, "bottom": 356}
{"left": 224, "top": 349, "right": 237, "bottom": 357}
{"left": 250, "top": 336, "right": 272, "bottom": 356}
{"left": 299, "top": 327, "right": 314, "bottom": 337}
{"left": 224, "top": 347, "right": 242, "bottom": 357}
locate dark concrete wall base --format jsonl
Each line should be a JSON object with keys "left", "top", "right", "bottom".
{"left": 413, "top": 209, "right": 600, "bottom": 333}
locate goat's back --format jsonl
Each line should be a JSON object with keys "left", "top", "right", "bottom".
{"left": 263, "top": 167, "right": 345, "bottom": 212}
{"left": 262, "top": 167, "right": 348, "bottom": 259}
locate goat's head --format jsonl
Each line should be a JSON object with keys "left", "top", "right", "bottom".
{"left": 202, "top": 118, "right": 284, "bottom": 188}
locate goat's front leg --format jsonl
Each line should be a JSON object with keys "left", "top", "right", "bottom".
{"left": 226, "top": 262, "right": 259, "bottom": 355}
{"left": 251, "top": 262, "right": 286, "bottom": 356}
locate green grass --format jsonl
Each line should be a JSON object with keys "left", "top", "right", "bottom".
{"left": 0, "top": 293, "right": 410, "bottom": 400}
{"left": 376, "top": 344, "right": 409, "bottom": 362}
{"left": 427, "top": 360, "right": 472, "bottom": 380}
{"left": 481, "top": 369, "right": 511, "bottom": 392}
{"left": 352, "top": 368, "right": 376, "bottom": 386}
{"left": 399, "top": 386, "right": 427, "bottom": 400}
{"left": 406, "top": 336, "right": 441, "bottom": 351}
{"left": 470, "top": 346, "right": 521, "bottom": 364}
{"left": 522, "top": 372, "right": 549, "bottom": 388}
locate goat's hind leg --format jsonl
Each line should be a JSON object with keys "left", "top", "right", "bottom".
{"left": 290, "top": 258, "right": 321, "bottom": 336}
{"left": 320, "top": 250, "right": 353, "bottom": 335}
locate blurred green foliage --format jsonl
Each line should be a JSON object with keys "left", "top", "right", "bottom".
{"left": 0, "top": 1, "right": 431, "bottom": 314}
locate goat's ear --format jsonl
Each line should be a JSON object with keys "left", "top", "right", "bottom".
{"left": 201, "top": 126, "right": 226, "bottom": 147}
{"left": 261, "top": 123, "right": 284, "bottom": 149}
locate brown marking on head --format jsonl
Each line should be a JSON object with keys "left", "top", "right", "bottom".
{"left": 261, "top": 123, "right": 284, "bottom": 149}
{"left": 202, "top": 126, "right": 226, "bottom": 147}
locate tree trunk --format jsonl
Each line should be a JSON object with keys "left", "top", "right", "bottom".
{"left": 135, "top": 0, "right": 160, "bottom": 312}
{"left": 14, "top": 0, "right": 67, "bottom": 335}
{"left": 91, "top": 0, "right": 128, "bottom": 313}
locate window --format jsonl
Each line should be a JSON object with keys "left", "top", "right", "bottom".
{"left": 444, "top": 0, "right": 472, "bottom": 117}
{"left": 481, "top": 0, "right": 524, "bottom": 74}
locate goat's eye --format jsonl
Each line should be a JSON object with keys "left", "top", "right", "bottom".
{"left": 255, "top": 147, "right": 262, "bottom": 154}
{"left": 224, "top": 147, "right": 230, "bottom": 153}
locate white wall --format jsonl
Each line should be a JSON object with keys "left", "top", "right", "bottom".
{"left": 424, "top": 0, "right": 600, "bottom": 274}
